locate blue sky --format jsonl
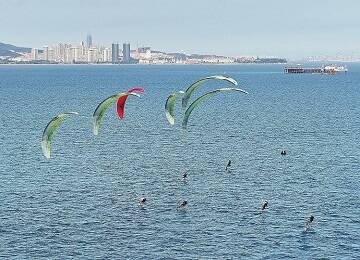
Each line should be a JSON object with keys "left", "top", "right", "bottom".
{"left": 1, "top": 0, "right": 359, "bottom": 58}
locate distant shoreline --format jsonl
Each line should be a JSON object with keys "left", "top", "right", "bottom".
{"left": 0, "top": 63, "right": 289, "bottom": 66}
{"left": 0, "top": 61, "right": 358, "bottom": 67}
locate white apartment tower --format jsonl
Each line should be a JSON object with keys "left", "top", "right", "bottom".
{"left": 87, "top": 48, "right": 98, "bottom": 63}
{"left": 43, "top": 46, "right": 49, "bottom": 61}
{"left": 31, "top": 48, "right": 39, "bottom": 60}
{"left": 103, "top": 48, "right": 111, "bottom": 62}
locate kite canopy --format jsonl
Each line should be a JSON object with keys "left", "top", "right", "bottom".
{"left": 93, "top": 92, "right": 140, "bottom": 135}
{"left": 116, "top": 87, "right": 144, "bottom": 119}
{"left": 182, "top": 75, "right": 238, "bottom": 109}
{"left": 41, "top": 112, "right": 79, "bottom": 159}
{"left": 182, "top": 87, "right": 248, "bottom": 129}
{"left": 165, "top": 91, "right": 184, "bottom": 125}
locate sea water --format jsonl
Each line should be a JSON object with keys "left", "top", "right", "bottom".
{"left": 0, "top": 64, "right": 359, "bottom": 259}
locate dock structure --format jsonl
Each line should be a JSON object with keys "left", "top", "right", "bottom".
{"left": 284, "top": 67, "right": 332, "bottom": 74}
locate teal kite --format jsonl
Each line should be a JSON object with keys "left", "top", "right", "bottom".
{"left": 182, "top": 88, "right": 248, "bottom": 129}
{"left": 182, "top": 75, "right": 238, "bottom": 109}
{"left": 165, "top": 91, "right": 184, "bottom": 125}
{"left": 41, "top": 112, "right": 79, "bottom": 159}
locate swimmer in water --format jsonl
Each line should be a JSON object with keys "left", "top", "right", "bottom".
{"left": 305, "top": 215, "right": 315, "bottom": 230}
{"left": 182, "top": 172, "right": 187, "bottom": 179}
{"left": 177, "top": 200, "right": 188, "bottom": 209}
{"left": 139, "top": 197, "right": 146, "bottom": 205}
{"left": 226, "top": 160, "right": 231, "bottom": 171}
{"left": 262, "top": 200, "right": 268, "bottom": 211}
{"left": 281, "top": 150, "right": 287, "bottom": 155}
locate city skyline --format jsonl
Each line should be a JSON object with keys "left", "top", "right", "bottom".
{"left": 3, "top": 36, "right": 360, "bottom": 64}
{"left": 1, "top": 0, "right": 359, "bottom": 59}
{"left": 3, "top": 38, "right": 293, "bottom": 64}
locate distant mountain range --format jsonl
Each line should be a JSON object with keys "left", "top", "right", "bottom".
{"left": 0, "top": 42, "right": 31, "bottom": 57}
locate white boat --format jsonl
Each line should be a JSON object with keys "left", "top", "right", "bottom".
{"left": 324, "top": 64, "right": 348, "bottom": 72}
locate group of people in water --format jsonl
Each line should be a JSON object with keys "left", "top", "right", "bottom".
{"left": 138, "top": 150, "right": 315, "bottom": 231}
{"left": 139, "top": 196, "right": 187, "bottom": 209}
{"left": 260, "top": 200, "right": 314, "bottom": 230}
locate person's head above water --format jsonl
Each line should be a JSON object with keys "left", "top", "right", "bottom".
{"left": 309, "top": 215, "right": 314, "bottom": 223}
{"left": 262, "top": 200, "right": 268, "bottom": 210}
{"left": 178, "top": 200, "right": 188, "bottom": 208}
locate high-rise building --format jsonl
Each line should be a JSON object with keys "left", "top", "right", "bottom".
{"left": 112, "top": 43, "right": 119, "bottom": 64}
{"left": 43, "top": 46, "right": 49, "bottom": 61}
{"left": 31, "top": 48, "right": 39, "bottom": 60}
{"left": 80, "top": 41, "right": 85, "bottom": 56}
{"left": 48, "top": 48, "right": 55, "bottom": 61}
{"left": 87, "top": 48, "right": 98, "bottom": 63}
{"left": 122, "top": 43, "right": 130, "bottom": 63}
{"left": 64, "top": 48, "right": 72, "bottom": 63}
{"left": 72, "top": 47, "right": 80, "bottom": 63}
{"left": 86, "top": 34, "right": 92, "bottom": 48}
{"left": 54, "top": 43, "right": 65, "bottom": 62}
{"left": 103, "top": 48, "right": 111, "bottom": 63}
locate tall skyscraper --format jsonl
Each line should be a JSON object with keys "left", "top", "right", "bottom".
{"left": 112, "top": 43, "right": 119, "bottom": 64}
{"left": 31, "top": 48, "right": 39, "bottom": 60}
{"left": 72, "top": 47, "right": 80, "bottom": 63}
{"left": 86, "top": 34, "right": 92, "bottom": 48}
{"left": 103, "top": 48, "right": 111, "bottom": 63}
{"left": 64, "top": 48, "right": 72, "bottom": 63}
{"left": 48, "top": 48, "right": 55, "bottom": 61}
{"left": 54, "top": 43, "right": 65, "bottom": 62}
{"left": 87, "top": 48, "right": 98, "bottom": 63}
{"left": 80, "top": 41, "right": 85, "bottom": 56}
{"left": 122, "top": 43, "right": 130, "bottom": 63}
{"left": 43, "top": 46, "right": 49, "bottom": 61}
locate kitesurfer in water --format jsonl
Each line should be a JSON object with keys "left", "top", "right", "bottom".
{"left": 177, "top": 200, "right": 188, "bottom": 209}
{"left": 226, "top": 160, "right": 232, "bottom": 171}
{"left": 305, "top": 215, "right": 315, "bottom": 230}
{"left": 182, "top": 171, "right": 187, "bottom": 179}
{"left": 262, "top": 201, "right": 268, "bottom": 211}
{"left": 139, "top": 197, "right": 146, "bottom": 205}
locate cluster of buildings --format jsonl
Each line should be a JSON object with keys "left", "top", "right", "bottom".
{"left": 29, "top": 35, "right": 133, "bottom": 64}
{"left": 28, "top": 39, "right": 243, "bottom": 65}
{"left": 5, "top": 34, "right": 287, "bottom": 65}
{"left": 28, "top": 36, "right": 179, "bottom": 64}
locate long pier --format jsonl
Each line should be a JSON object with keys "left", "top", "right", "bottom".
{"left": 284, "top": 67, "right": 335, "bottom": 74}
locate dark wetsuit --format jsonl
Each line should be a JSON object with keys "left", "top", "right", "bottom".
{"left": 309, "top": 215, "right": 314, "bottom": 223}
{"left": 226, "top": 160, "right": 231, "bottom": 170}
{"left": 178, "top": 200, "right": 188, "bottom": 208}
{"left": 262, "top": 201, "right": 268, "bottom": 210}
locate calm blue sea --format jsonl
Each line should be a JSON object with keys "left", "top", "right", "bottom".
{"left": 0, "top": 64, "right": 359, "bottom": 259}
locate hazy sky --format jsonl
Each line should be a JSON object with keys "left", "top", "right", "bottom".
{"left": 1, "top": 0, "right": 359, "bottom": 58}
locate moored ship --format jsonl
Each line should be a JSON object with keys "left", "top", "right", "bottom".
{"left": 323, "top": 64, "right": 348, "bottom": 72}
{"left": 284, "top": 64, "right": 348, "bottom": 74}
